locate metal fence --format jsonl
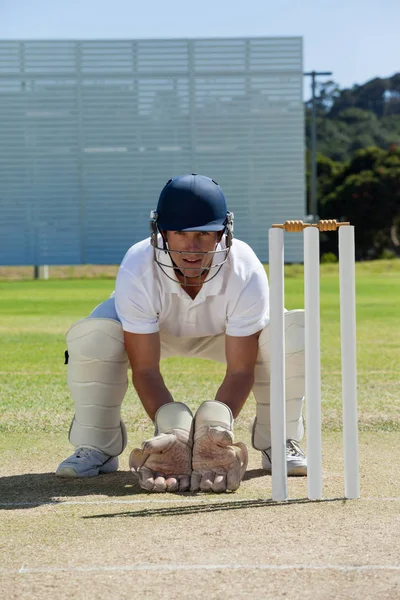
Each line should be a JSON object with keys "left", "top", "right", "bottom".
{"left": 0, "top": 37, "right": 305, "bottom": 265}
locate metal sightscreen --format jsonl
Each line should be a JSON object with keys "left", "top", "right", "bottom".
{"left": 0, "top": 38, "right": 305, "bottom": 266}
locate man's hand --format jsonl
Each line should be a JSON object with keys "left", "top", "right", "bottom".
{"left": 129, "top": 403, "right": 193, "bottom": 492}
{"left": 191, "top": 401, "right": 248, "bottom": 493}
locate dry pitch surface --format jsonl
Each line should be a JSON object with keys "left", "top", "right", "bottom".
{"left": 1, "top": 265, "right": 399, "bottom": 599}
{"left": 1, "top": 432, "right": 399, "bottom": 600}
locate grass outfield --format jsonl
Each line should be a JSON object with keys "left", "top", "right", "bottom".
{"left": 0, "top": 259, "right": 399, "bottom": 436}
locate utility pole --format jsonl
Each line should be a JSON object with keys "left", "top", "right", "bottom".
{"left": 303, "top": 70, "right": 332, "bottom": 222}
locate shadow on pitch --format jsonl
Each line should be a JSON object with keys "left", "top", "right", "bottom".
{"left": 0, "top": 471, "right": 148, "bottom": 509}
{"left": 0, "top": 468, "right": 329, "bottom": 512}
{"left": 0, "top": 468, "right": 271, "bottom": 510}
{"left": 82, "top": 496, "right": 347, "bottom": 520}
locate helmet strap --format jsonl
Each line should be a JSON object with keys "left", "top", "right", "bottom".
{"left": 150, "top": 210, "right": 158, "bottom": 248}
{"left": 225, "top": 211, "right": 234, "bottom": 248}
{"left": 150, "top": 211, "right": 168, "bottom": 254}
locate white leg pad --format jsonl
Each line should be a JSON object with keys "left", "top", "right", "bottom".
{"left": 67, "top": 317, "right": 129, "bottom": 456}
{"left": 252, "top": 309, "right": 305, "bottom": 450}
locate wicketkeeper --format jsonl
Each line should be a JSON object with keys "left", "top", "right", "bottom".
{"left": 56, "top": 174, "right": 307, "bottom": 492}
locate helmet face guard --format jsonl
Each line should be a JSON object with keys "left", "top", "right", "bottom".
{"left": 149, "top": 174, "right": 234, "bottom": 287}
{"left": 150, "top": 210, "right": 234, "bottom": 286}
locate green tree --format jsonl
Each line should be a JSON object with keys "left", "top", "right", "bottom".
{"left": 329, "top": 77, "right": 389, "bottom": 118}
{"left": 305, "top": 74, "right": 400, "bottom": 162}
{"left": 385, "top": 74, "right": 400, "bottom": 115}
{"left": 319, "top": 147, "right": 400, "bottom": 258}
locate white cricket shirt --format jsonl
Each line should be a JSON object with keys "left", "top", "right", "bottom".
{"left": 115, "top": 236, "right": 269, "bottom": 338}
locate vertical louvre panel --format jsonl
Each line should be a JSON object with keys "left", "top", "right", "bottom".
{"left": 0, "top": 37, "right": 304, "bottom": 265}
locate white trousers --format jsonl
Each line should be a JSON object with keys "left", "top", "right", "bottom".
{"left": 85, "top": 297, "right": 305, "bottom": 450}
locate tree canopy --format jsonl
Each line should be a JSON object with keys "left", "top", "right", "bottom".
{"left": 306, "top": 73, "right": 400, "bottom": 259}
{"left": 315, "top": 146, "right": 400, "bottom": 259}
{"left": 305, "top": 73, "right": 400, "bottom": 162}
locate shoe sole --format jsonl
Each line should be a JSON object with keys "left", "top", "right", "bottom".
{"left": 261, "top": 467, "right": 307, "bottom": 477}
{"left": 55, "top": 465, "right": 118, "bottom": 478}
{"left": 262, "top": 469, "right": 307, "bottom": 477}
{"left": 287, "top": 465, "right": 307, "bottom": 477}
{"left": 55, "top": 467, "right": 80, "bottom": 478}
{"left": 55, "top": 456, "right": 119, "bottom": 478}
{"left": 261, "top": 456, "right": 307, "bottom": 477}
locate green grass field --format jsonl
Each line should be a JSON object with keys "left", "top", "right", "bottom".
{"left": 1, "top": 260, "right": 399, "bottom": 438}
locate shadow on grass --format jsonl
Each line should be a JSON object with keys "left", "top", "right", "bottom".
{"left": 0, "top": 468, "right": 311, "bottom": 511}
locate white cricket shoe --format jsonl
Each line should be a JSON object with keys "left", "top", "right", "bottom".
{"left": 261, "top": 440, "right": 307, "bottom": 476}
{"left": 56, "top": 447, "right": 118, "bottom": 478}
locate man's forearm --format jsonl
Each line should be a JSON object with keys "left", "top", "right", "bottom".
{"left": 131, "top": 370, "right": 173, "bottom": 421}
{"left": 215, "top": 372, "right": 254, "bottom": 418}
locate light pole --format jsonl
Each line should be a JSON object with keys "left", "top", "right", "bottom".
{"left": 304, "top": 71, "right": 332, "bottom": 222}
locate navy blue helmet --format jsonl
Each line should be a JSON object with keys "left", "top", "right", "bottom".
{"left": 156, "top": 174, "right": 228, "bottom": 232}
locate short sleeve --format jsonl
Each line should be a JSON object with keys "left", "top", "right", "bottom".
{"left": 226, "top": 267, "right": 269, "bottom": 337}
{"left": 114, "top": 264, "right": 159, "bottom": 334}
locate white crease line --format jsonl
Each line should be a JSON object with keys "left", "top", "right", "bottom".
{"left": 0, "top": 497, "right": 399, "bottom": 508}
{"left": 1, "top": 563, "right": 399, "bottom": 575}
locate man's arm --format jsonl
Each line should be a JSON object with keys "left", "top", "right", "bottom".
{"left": 123, "top": 331, "right": 173, "bottom": 421}
{"left": 215, "top": 331, "right": 261, "bottom": 418}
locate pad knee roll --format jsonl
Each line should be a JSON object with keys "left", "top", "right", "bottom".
{"left": 67, "top": 317, "right": 129, "bottom": 456}
{"left": 252, "top": 309, "right": 305, "bottom": 450}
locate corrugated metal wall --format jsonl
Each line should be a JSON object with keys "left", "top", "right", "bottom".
{"left": 0, "top": 38, "right": 305, "bottom": 266}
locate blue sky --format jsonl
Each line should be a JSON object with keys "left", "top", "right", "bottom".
{"left": 1, "top": 0, "right": 398, "bottom": 97}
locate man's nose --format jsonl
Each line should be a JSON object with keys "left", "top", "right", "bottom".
{"left": 184, "top": 238, "right": 201, "bottom": 252}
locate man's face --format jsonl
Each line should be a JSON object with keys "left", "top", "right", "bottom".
{"left": 164, "top": 230, "right": 221, "bottom": 280}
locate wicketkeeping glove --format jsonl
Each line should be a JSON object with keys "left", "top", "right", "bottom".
{"left": 191, "top": 400, "right": 248, "bottom": 493}
{"left": 129, "top": 402, "right": 193, "bottom": 492}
